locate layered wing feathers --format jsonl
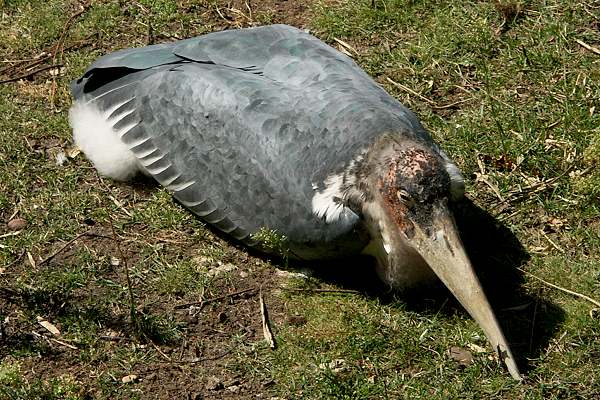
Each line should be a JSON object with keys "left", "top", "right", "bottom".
{"left": 71, "top": 24, "right": 444, "bottom": 258}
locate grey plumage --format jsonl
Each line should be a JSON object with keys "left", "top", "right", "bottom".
{"left": 72, "top": 24, "right": 448, "bottom": 259}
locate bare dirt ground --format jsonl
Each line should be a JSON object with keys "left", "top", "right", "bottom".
{"left": 0, "top": 2, "right": 331, "bottom": 399}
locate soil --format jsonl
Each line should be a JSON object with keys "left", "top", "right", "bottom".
{"left": 0, "top": 205, "right": 296, "bottom": 399}
{"left": 0, "top": 2, "right": 332, "bottom": 398}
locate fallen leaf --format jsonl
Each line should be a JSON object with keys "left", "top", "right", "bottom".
{"left": 545, "top": 217, "right": 566, "bottom": 232}
{"left": 37, "top": 316, "right": 60, "bottom": 336}
{"left": 275, "top": 269, "right": 308, "bottom": 280}
{"left": 227, "top": 385, "right": 241, "bottom": 393}
{"left": 66, "top": 147, "right": 81, "bottom": 158}
{"left": 27, "top": 252, "right": 36, "bottom": 268}
{"left": 193, "top": 255, "right": 213, "bottom": 266}
{"left": 104, "top": 329, "right": 121, "bottom": 338}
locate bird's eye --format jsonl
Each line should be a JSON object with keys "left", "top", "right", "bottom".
{"left": 396, "top": 190, "right": 414, "bottom": 206}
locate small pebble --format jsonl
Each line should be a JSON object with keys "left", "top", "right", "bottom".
{"left": 121, "top": 374, "right": 138, "bottom": 384}
{"left": 206, "top": 376, "right": 224, "bottom": 391}
{"left": 218, "top": 312, "right": 228, "bottom": 323}
{"left": 449, "top": 346, "right": 473, "bottom": 367}
{"left": 7, "top": 218, "right": 26, "bottom": 231}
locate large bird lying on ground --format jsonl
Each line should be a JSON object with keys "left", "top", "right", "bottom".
{"left": 69, "top": 24, "right": 522, "bottom": 380}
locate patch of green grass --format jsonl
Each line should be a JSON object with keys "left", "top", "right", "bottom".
{"left": 251, "top": 227, "right": 290, "bottom": 259}
{"left": 133, "top": 310, "right": 182, "bottom": 344}
{"left": 1, "top": 0, "right": 600, "bottom": 398}
{"left": 147, "top": 256, "right": 210, "bottom": 296}
{"left": 15, "top": 265, "right": 88, "bottom": 312}
{"left": 237, "top": 293, "right": 519, "bottom": 398}
{"left": 0, "top": 360, "right": 84, "bottom": 400}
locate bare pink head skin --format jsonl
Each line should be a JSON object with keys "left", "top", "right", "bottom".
{"left": 352, "top": 135, "right": 522, "bottom": 380}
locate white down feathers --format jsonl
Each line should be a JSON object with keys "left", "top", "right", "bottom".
{"left": 69, "top": 101, "right": 141, "bottom": 181}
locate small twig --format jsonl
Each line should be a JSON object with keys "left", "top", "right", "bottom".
{"left": 386, "top": 77, "right": 436, "bottom": 105}
{"left": 476, "top": 175, "right": 504, "bottom": 202}
{"left": 259, "top": 289, "right": 276, "bottom": 349}
{"left": 540, "top": 230, "right": 565, "bottom": 253}
{"left": 178, "top": 338, "right": 186, "bottom": 361}
{"left": 65, "top": 34, "right": 98, "bottom": 51}
{"left": 386, "top": 77, "right": 470, "bottom": 109}
{"left": 163, "top": 350, "right": 232, "bottom": 364}
{"left": 431, "top": 98, "right": 471, "bottom": 109}
{"left": 98, "top": 335, "right": 132, "bottom": 342}
{"left": 31, "top": 331, "right": 77, "bottom": 350}
{"left": 576, "top": 39, "right": 600, "bottom": 56}
{"left": 50, "top": 338, "right": 78, "bottom": 350}
{"left": 149, "top": 338, "right": 171, "bottom": 361}
{"left": 50, "top": 2, "right": 91, "bottom": 107}
{"left": 52, "top": 2, "right": 91, "bottom": 59}
{"left": 174, "top": 286, "right": 359, "bottom": 311}
{"left": 518, "top": 268, "right": 600, "bottom": 309}
{"left": 244, "top": 0, "right": 253, "bottom": 21}
{"left": 30, "top": 331, "right": 44, "bottom": 339}
{"left": 109, "top": 221, "right": 137, "bottom": 329}
{"left": 0, "top": 231, "right": 21, "bottom": 239}
{"left": 38, "top": 230, "right": 90, "bottom": 266}
{"left": 0, "top": 64, "right": 63, "bottom": 85}
{"left": 0, "top": 55, "right": 48, "bottom": 77}
{"left": 529, "top": 289, "right": 541, "bottom": 353}
{"left": 280, "top": 287, "right": 361, "bottom": 295}
{"left": 334, "top": 38, "right": 358, "bottom": 57}
{"left": 0, "top": 34, "right": 95, "bottom": 81}
{"left": 544, "top": 330, "right": 568, "bottom": 356}
{"left": 2, "top": 251, "right": 26, "bottom": 270}
{"left": 109, "top": 195, "right": 133, "bottom": 217}
{"left": 27, "top": 252, "right": 37, "bottom": 269}
{"left": 214, "top": 5, "right": 228, "bottom": 21}
{"left": 174, "top": 287, "right": 258, "bottom": 309}
{"left": 84, "top": 232, "right": 114, "bottom": 240}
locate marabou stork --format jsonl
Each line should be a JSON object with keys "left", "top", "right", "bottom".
{"left": 69, "top": 25, "right": 522, "bottom": 380}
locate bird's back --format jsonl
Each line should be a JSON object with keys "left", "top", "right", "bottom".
{"left": 70, "top": 25, "right": 439, "bottom": 259}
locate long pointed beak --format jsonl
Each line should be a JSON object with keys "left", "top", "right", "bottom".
{"left": 409, "top": 204, "right": 523, "bottom": 381}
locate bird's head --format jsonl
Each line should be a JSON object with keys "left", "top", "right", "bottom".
{"left": 347, "top": 134, "right": 522, "bottom": 380}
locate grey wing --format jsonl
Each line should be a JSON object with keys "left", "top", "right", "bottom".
{"left": 70, "top": 24, "right": 437, "bottom": 258}
{"left": 72, "top": 62, "right": 366, "bottom": 257}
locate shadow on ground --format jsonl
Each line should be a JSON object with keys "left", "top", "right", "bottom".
{"left": 293, "top": 197, "right": 565, "bottom": 374}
